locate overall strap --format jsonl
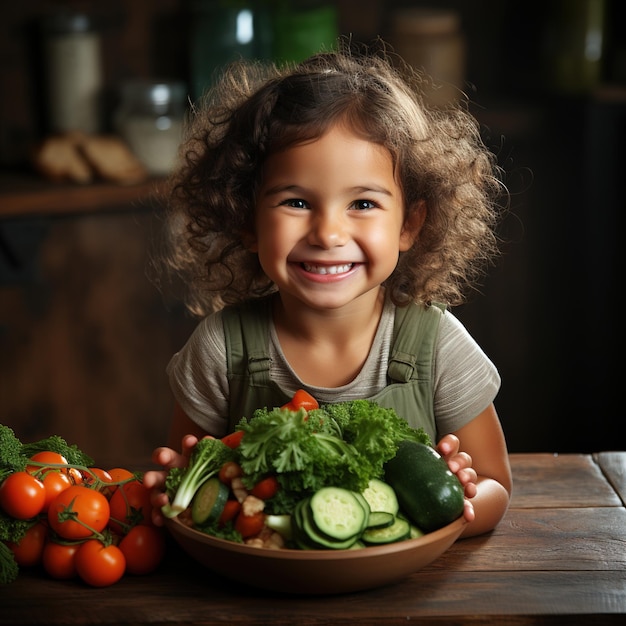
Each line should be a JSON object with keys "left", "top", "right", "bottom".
{"left": 387, "top": 302, "right": 445, "bottom": 384}
{"left": 223, "top": 295, "right": 273, "bottom": 387}
{"left": 222, "top": 295, "right": 289, "bottom": 430}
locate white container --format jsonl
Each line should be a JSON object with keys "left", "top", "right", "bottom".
{"left": 116, "top": 81, "right": 187, "bottom": 176}
{"left": 42, "top": 13, "right": 103, "bottom": 134}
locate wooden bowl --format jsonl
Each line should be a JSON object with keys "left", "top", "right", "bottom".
{"left": 165, "top": 515, "right": 466, "bottom": 595}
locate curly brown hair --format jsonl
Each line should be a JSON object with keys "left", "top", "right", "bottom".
{"left": 156, "top": 40, "right": 505, "bottom": 317}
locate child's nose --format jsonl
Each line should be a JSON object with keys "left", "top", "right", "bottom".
{"left": 307, "top": 210, "right": 348, "bottom": 248}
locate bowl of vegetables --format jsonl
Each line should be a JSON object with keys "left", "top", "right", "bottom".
{"left": 163, "top": 395, "right": 467, "bottom": 594}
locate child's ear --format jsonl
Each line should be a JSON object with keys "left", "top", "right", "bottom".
{"left": 399, "top": 200, "right": 426, "bottom": 251}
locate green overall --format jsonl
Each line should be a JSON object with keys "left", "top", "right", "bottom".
{"left": 222, "top": 295, "right": 444, "bottom": 442}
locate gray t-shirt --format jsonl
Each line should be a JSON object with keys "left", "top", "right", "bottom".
{"left": 167, "top": 300, "right": 501, "bottom": 439}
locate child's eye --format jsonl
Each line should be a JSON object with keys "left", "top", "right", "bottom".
{"left": 280, "top": 198, "right": 308, "bottom": 209}
{"left": 351, "top": 200, "right": 377, "bottom": 211}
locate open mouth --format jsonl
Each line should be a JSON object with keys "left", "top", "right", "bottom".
{"left": 301, "top": 262, "right": 354, "bottom": 275}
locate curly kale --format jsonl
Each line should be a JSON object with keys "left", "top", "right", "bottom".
{"left": 0, "top": 425, "right": 26, "bottom": 482}
{"left": 235, "top": 400, "right": 430, "bottom": 513}
{"left": 21, "top": 434, "right": 94, "bottom": 466}
{"left": 0, "top": 513, "right": 33, "bottom": 584}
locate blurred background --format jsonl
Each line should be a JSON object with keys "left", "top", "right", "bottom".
{"left": 0, "top": 0, "right": 624, "bottom": 466}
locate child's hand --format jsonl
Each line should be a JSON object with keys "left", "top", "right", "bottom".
{"left": 436, "top": 433, "right": 477, "bottom": 524}
{"left": 143, "top": 434, "right": 199, "bottom": 526}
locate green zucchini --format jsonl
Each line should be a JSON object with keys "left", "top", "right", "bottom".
{"left": 384, "top": 440, "right": 464, "bottom": 533}
{"left": 191, "top": 477, "right": 229, "bottom": 525}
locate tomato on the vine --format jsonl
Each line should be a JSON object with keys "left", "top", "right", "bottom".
{"left": 81, "top": 467, "right": 113, "bottom": 489}
{"left": 0, "top": 471, "right": 46, "bottom": 519}
{"left": 75, "top": 539, "right": 126, "bottom": 587}
{"left": 26, "top": 451, "right": 68, "bottom": 475}
{"left": 27, "top": 450, "right": 82, "bottom": 485}
{"left": 119, "top": 525, "right": 166, "bottom": 575}
{"left": 108, "top": 479, "right": 152, "bottom": 534}
{"left": 48, "top": 485, "right": 110, "bottom": 540}
{"left": 6, "top": 521, "right": 47, "bottom": 567}
{"left": 105, "top": 467, "right": 135, "bottom": 496}
{"left": 42, "top": 540, "right": 81, "bottom": 580}
{"left": 39, "top": 470, "right": 72, "bottom": 511}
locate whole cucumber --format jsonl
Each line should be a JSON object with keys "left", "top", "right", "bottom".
{"left": 384, "top": 440, "right": 464, "bottom": 533}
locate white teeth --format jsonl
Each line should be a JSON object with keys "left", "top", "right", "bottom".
{"left": 302, "top": 263, "right": 353, "bottom": 275}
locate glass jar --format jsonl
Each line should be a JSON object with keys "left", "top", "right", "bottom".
{"left": 41, "top": 12, "right": 103, "bottom": 134}
{"left": 115, "top": 81, "right": 187, "bottom": 176}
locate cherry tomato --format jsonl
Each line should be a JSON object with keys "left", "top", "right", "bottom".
{"left": 218, "top": 500, "right": 241, "bottom": 526}
{"left": 106, "top": 468, "right": 135, "bottom": 495}
{"left": 221, "top": 430, "right": 245, "bottom": 449}
{"left": 81, "top": 467, "right": 113, "bottom": 489}
{"left": 42, "top": 540, "right": 81, "bottom": 580}
{"left": 40, "top": 470, "right": 72, "bottom": 511}
{"left": 234, "top": 511, "right": 266, "bottom": 538}
{"left": 0, "top": 471, "right": 46, "bottom": 519}
{"left": 26, "top": 451, "right": 68, "bottom": 475}
{"left": 250, "top": 475, "right": 280, "bottom": 500}
{"left": 75, "top": 539, "right": 126, "bottom": 587}
{"left": 6, "top": 521, "right": 47, "bottom": 567}
{"left": 282, "top": 389, "right": 319, "bottom": 412}
{"left": 119, "top": 525, "right": 166, "bottom": 575}
{"left": 108, "top": 479, "right": 152, "bottom": 533}
{"left": 27, "top": 451, "right": 82, "bottom": 485}
{"left": 48, "top": 485, "right": 110, "bottom": 540}
{"left": 218, "top": 461, "right": 243, "bottom": 485}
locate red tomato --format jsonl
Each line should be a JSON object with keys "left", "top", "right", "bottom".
{"left": 6, "top": 521, "right": 47, "bottom": 567}
{"left": 28, "top": 451, "right": 82, "bottom": 485}
{"left": 106, "top": 467, "right": 135, "bottom": 495}
{"left": 75, "top": 539, "right": 126, "bottom": 587}
{"left": 108, "top": 479, "right": 152, "bottom": 534}
{"left": 42, "top": 540, "right": 80, "bottom": 580}
{"left": 218, "top": 499, "right": 241, "bottom": 526}
{"left": 40, "top": 470, "right": 72, "bottom": 511}
{"left": 282, "top": 389, "right": 319, "bottom": 412}
{"left": 0, "top": 471, "right": 46, "bottom": 519}
{"left": 250, "top": 476, "right": 279, "bottom": 500}
{"left": 119, "top": 525, "right": 166, "bottom": 575}
{"left": 48, "top": 485, "right": 110, "bottom": 540}
{"left": 218, "top": 461, "right": 243, "bottom": 485}
{"left": 221, "top": 430, "right": 245, "bottom": 449}
{"left": 234, "top": 511, "right": 266, "bottom": 538}
{"left": 81, "top": 467, "right": 113, "bottom": 489}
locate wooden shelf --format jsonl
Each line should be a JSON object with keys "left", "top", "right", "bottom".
{"left": 0, "top": 173, "right": 165, "bottom": 220}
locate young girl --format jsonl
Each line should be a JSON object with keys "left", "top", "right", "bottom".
{"left": 144, "top": 43, "right": 512, "bottom": 538}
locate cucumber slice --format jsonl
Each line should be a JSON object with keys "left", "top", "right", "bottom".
{"left": 300, "top": 501, "right": 359, "bottom": 549}
{"left": 361, "top": 516, "right": 411, "bottom": 545}
{"left": 366, "top": 511, "right": 395, "bottom": 530}
{"left": 191, "top": 477, "right": 229, "bottom": 525}
{"left": 362, "top": 478, "right": 399, "bottom": 516}
{"left": 309, "top": 487, "right": 366, "bottom": 541}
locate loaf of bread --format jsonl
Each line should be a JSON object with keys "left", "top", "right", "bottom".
{"left": 32, "top": 132, "right": 93, "bottom": 184}
{"left": 32, "top": 131, "right": 149, "bottom": 185}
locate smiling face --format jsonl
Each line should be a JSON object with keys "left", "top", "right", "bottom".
{"left": 250, "top": 124, "right": 420, "bottom": 313}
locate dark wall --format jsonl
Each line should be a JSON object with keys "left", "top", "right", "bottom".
{"left": 1, "top": 1, "right": 624, "bottom": 456}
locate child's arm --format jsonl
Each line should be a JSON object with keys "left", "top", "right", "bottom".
{"left": 437, "top": 403, "right": 512, "bottom": 537}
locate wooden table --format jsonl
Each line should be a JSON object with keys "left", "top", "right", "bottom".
{"left": 2, "top": 452, "right": 625, "bottom": 625}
